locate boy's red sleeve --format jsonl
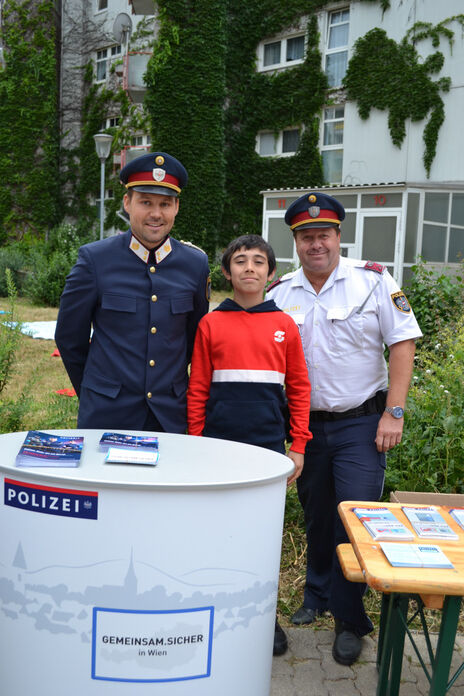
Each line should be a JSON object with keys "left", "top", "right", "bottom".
{"left": 187, "top": 320, "right": 213, "bottom": 436}
{"left": 284, "top": 322, "right": 312, "bottom": 454}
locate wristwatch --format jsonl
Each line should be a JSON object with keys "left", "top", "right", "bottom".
{"left": 385, "top": 406, "right": 404, "bottom": 419}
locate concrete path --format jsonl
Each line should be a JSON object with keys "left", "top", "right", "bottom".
{"left": 271, "top": 626, "right": 464, "bottom": 695}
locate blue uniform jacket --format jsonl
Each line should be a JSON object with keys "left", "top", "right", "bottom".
{"left": 55, "top": 230, "right": 210, "bottom": 433}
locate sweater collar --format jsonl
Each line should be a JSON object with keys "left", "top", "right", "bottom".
{"left": 214, "top": 298, "right": 280, "bottom": 313}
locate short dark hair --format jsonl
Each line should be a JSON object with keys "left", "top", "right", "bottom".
{"left": 221, "top": 234, "right": 276, "bottom": 274}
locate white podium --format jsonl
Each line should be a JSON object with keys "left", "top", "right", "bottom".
{"left": 0, "top": 430, "right": 292, "bottom": 695}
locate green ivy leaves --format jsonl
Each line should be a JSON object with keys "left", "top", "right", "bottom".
{"left": 343, "top": 21, "right": 460, "bottom": 177}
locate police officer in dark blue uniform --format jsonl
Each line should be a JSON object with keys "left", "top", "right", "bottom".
{"left": 55, "top": 152, "right": 210, "bottom": 433}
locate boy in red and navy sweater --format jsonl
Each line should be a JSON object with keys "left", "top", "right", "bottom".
{"left": 188, "top": 234, "right": 312, "bottom": 475}
{"left": 187, "top": 235, "right": 312, "bottom": 655}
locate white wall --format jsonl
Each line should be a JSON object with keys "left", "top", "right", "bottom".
{"left": 343, "top": 0, "right": 464, "bottom": 184}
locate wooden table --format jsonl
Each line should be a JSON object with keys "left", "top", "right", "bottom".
{"left": 337, "top": 501, "right": 464, "bottom": 696}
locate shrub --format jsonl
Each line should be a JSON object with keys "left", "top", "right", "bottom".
{"left": 0, "top": 269, "right": 31, "bottom": 432}
{"left": 405, "top": 260, "right": 464, "bottom": 348}
{"left": 0, "top": 245, "right": 29, "bottom": 295}
{"left": 209, "top": 263, "right": 229, "bottom": 291}
{"left": 23, "top": 223, "right": 82, "bottom": 306}
{"left": 385, "top": 319, "right": 464, "bottom": 496}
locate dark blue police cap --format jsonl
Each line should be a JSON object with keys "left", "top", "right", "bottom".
{"left": 120, "top": 152, "right": 188, "bottom": 197}
{"left": 285, "top": 192, "right": 345, "bottom": 231}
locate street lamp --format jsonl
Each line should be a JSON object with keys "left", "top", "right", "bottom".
{"left": 93, "top": 133, "right": 113, "bottom": 240}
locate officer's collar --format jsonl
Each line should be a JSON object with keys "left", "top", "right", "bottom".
{"left": 129, "top": 235, "right": 172, "bottom": 264}
{"left": 292, "top": 258, "right": 344, "bottom": 292}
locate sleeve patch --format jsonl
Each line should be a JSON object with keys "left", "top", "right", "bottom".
{"left": 364, "top": 261, "right": 385, "bottom": 274}
{"left": 391, "top": 291, "right": 411, "bottom": 313}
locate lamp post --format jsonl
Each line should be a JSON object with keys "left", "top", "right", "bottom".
{"left": 93, "top": 133, "right": 113, "bottom": 240}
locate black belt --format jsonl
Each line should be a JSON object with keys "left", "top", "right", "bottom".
{"left": 310, "top": 391, "right": 387, "bottom": 422}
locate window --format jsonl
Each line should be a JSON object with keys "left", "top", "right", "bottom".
{"left": 325, "top": 9, "right": 349, "bottom": 88}
{"left": 257, "top": 128, "right": 300, "bottom": 157}
{"left": 103, "top": 117, "right": 120, "bottom": 129}
{"left": 258, "top": 32, "right": 305, "bottom": 72}
{"left": 95, "top": 45, "right": 122, "bottom": 83}
{"left": 97, "top": 0, "right": 108, "bottom": 11}
{"left": 421, "top": 192, "right": 464, "bottom": 263}
{"left": 321, "top": 106, "right": 344, "bottom": 183}
{"left": 131, "top": 134, "right": 151, "bottom": 147}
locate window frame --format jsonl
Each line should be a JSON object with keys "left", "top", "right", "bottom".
{"left": 320, "top": 105, "right": 344, "bottom": 184}
{"left": 323, "top": 7, "right": 350, "bottom": 88}
{"left": 94, "top": 44, "right": 123, "bottom": 84}
{"left": 257, "top": 28, "right": 307, "bottom": 73}
{"left": 96, "top": 0, "right": 108, "bottom": 13}
{"left": 256, "top": 127, "right": 301, "bottom": 158}
{"left": 419, "top": 192, "right": 464, "bottom": 265}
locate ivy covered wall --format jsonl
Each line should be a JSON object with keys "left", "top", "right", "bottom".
{"left": 222, "top": 1, "right": 327, "bottom": 247}
{"left": 144, "top": 0, "right": 227, "bottom": 258}
{"left": 145, "top": 0, "right": 328, "bottom": 253}
{"left": 0, "top": 0, "right": 60, "bottom": 242}
{"left": 0, "top": 0, "right": 462, "bottom": 250}
{"left": 344, "top": 17, "right": 464, "bottom": 177}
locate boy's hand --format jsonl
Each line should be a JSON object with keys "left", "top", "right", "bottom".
{"left": 286, "top": 450, "right": 304, "bottom": 486}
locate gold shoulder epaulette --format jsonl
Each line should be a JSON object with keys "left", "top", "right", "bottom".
{"left": 180, "top": 240, "right": 207, "bottom": 255}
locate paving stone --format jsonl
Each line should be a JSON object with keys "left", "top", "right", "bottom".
{"left": 352, "top": 659, "right": 380, "bottom": 693}
{"left": 358, "top": 634, "right": 378, "bottom": 663}
{"left": 286, "top": 626, "right": 322, "bottom": 659}
{"left": 269, "top": 627, "right": 464, "bottom": 696}
{"left": 293, "top": 659, "right": 331, "bottom": 696}
{"left": 271, "top": 654, "right": 295, "bottom": 678}
{"left": 270, "top": 674, "right": 297, "bottom": 696}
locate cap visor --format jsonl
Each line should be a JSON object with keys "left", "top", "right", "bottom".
{"left": 295, "top": 221, "right": 339, "bottom": 230}
{"left": 131, "top": 185, "right": 179, "bottom": 197}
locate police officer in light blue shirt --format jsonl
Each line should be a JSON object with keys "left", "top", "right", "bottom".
{"left": 267, "top": 192, "right": 421, "bottom": 666}
{"left": 55, "top": 152, "right": 210, "bottom": 433}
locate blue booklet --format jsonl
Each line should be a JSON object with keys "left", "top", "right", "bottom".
{"left": 379, "top": 542, "right": 454, "bottom": 568}
{"left": 99, "top": 432, "right": 159, "bottom": 452}
{"left": 16, "top": 431, "right": 83, "bottom": 467}
{"left": 401, "top": 506, "right": 458, "bottom": 540}
{"left": 353, "top": 507, "right": 414, "bottom": 541}
{"left": 449, "top": 508, "right": 464, "bottom": 531}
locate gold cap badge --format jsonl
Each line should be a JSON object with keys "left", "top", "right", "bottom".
{"left": 308, "top": 194, "right": 317, "bottom": 203}
{"left": 155, "top": 155, "right": 165, "bottom": 166}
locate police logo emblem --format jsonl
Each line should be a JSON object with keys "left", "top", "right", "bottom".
{"left": 153, "top": 168, "right": 166, "bottom": 182}
{"left": 155, "top": 155, "right": 165, "bottom": 166}
{"left": 391, "top": 291, "right": 411, "bottom": 313}
{"left": 309, "top": 206, "right": 320, "bottom": 218}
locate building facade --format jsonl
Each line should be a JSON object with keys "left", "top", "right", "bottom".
{"left": 260, "top": 1, "right": 464, "bottom": 284}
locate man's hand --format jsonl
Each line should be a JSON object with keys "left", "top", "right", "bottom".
{"left": 287, "top": 450, "right": 304, "bottom": 485}
{"left": 375, "top": 338, "right": 415, "bottom": 453}
{"left": 375, "top": 411, "right": 404, "bottom": 452}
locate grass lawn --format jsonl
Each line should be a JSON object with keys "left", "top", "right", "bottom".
{"left": 1, "top": 294, "right": 462, "bottom": 634}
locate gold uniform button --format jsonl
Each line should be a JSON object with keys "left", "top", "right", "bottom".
{"left": 151, "top": 295, "right": 157, "bottom": 302}
{"left": 151, "top": 326, "right": 157, "bottom": 334}
{"left": 150, "top": 266, "right": 156, "bottom": 273}
{"left": 147, "top": 392, "right": 152, "bottom": 399}
{"left": 149, "top": 360, "right": 155, "bottom": 367}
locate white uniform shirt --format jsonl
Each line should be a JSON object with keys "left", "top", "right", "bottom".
{"left": 266, "top": 257, "right": 422, "bottom": 412}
